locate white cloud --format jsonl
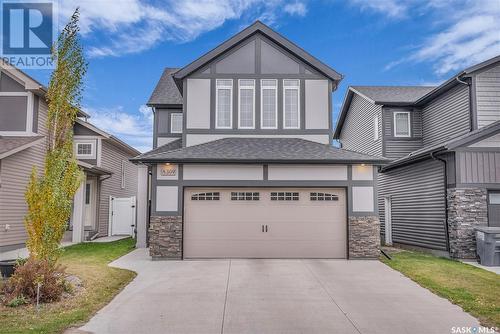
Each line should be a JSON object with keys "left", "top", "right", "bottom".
{"left": 284, "top": 2, "right": 307, "bottom": 16}
{"left": 348, "top": 0, "right": 411, "bottom": 18}
{"left": 351, "top": 0, "right": 500, "bottom": 75}
{"left": 83, "top": 105, "right": 153, "bottom": 152}
{"left": 59, "top": 0, "right": 308, "bottom": 58}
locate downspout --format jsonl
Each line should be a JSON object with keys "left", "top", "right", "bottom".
{"left": 456, "top": 76, "right": 474, "bottom": 131}
{"left": 431, "top": 152, "right": 450, "bottom": 252}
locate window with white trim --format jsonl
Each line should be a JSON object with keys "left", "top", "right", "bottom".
{"left": 261, "top": 79, "right": 277, "bottom": 129}
{"left": 170, "top": 113, "right": 183, "bottom": 133}
{"left": 374, "top": 116, "right": 379, "bottom": 140}
{"left": 76, "top": 142, "right": 93, "bottom": 157}
{"left": 394, "top": 112, "right": 410, "bottom": 137}
{"left": 283, "top": 79, "right": 300, "bottom": 129}
{"left": 121, "top": 160, "right": 126, "bottom": 189}
{"left": 238, "top": 79, "right": 255, "bottom": 129}
{"left": 216, "top": 79, "right": 233, "bottom": 129}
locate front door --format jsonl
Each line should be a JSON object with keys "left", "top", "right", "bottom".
{"left": 488, "top": 191, "right": 500, "bottom": 227}
{"left": 84, "top": 178, "right": 97, "bottom": 228}
{"left": 384, "top": 197, "right": 393, "bottom": 245}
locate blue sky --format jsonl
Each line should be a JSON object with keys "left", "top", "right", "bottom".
{"left": 25, "top": 0, "right": 500, "bottom": 152}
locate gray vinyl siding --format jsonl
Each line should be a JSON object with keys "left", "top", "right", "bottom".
{"left": 475, "top": 63, "right": 500, "bottom": 128}
{"left": 339, "top": 94, "right": 382, "bottom": 156}
{"left": 456, "top": 150, "right": 500, "bottom": 185}
{"left": 97, "top": 140, "right": 138, "bottom": 236}
{"left": 379, "top": 158, "right": 447, "bottom": 251}
{"left": 0, "top": 99, "right": 48, "bottom": 248}
{"left": 422, "top": 84, "right": 470, "bottom": 147}
{"left": 383, "top": 108, "right": 423, "bottom": 159}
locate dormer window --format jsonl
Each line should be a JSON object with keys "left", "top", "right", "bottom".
{"left": 283, "top": 79, "right": 300, "bottom": 129}
{"left": 394, "top": 112, "right": 410, "bottom": 137}
{"left": 216, "top": 79, "right": 233, "bottom": 129}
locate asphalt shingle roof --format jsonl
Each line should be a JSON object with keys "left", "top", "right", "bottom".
{"left": 0, "top": 136, "right": 44, "bottom": 158}
{"left": 147, "top": 68, "right": 183, "bottom": 106}
{"left": 132, "top": 138, "right": 182, "bottom": 161}
{"left": 351, "top": 86, "right": 436, "bottom": 104}
{"left": 132, "top": 137, "right": 388, "bottom": 164}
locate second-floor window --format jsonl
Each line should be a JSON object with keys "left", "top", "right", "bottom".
{"left": 261, "top": 79, "right": 277, "bottom": 129}
{"left": 394, "top": 112, "right": 410, "bottom": 137}
{"left": 216, "top": 79, "right": 233, "bottom": 129}
{"left": 171, "top": 113, "right": 183, "bottom": 133}
{"left": 238, "top": 79, "right": 255, "bottom": 129}
{"left": 283, "top": 79, "right": 300, "bottom": 129}
{"left": 76, "top": 142, "right": 94, "bottom": 157}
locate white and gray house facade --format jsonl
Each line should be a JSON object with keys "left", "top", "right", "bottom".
{"left": 0, "top": 61, "right": 140, "bottom": 254}
{"left": 133, "top": 21, "right": 388, "bottom": 260}
{"left": 334, "top": 55, "right": 500, "bottom": 259}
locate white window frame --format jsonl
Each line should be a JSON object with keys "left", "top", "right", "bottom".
{"left": 238, "top": 79, "right": 255, "bottom": 129}
{"left": 215, "top": 79, "right": 233, "bottom": 129}
{"left": 260, "top": 79, "right": 278, "bottom": 129}
{"left": 75, "top": 141, "right": 95, "bottom": 158}
{"left": 0, "top": 91, "right": 34, "bottom": 136}
{"left": 170, "top": 113, "right": 183, "bottom": 133}
{"left": 374, "top": 116, "right": 379, "bottom": 141}
{"left": 121, "top": 160, "right": 126, "bottom": 189}
{"left": 393, "top": 111, "right": 411, "bottom": 138}
{"left": 283, "top": 79, "right": 300, "bottom": 129}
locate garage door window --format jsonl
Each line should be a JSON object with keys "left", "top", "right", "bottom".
{"left": 231, "top": 192, "right": 259, "bottom": 201}
{"left": 271, "top": 192, "right": 299, "bottom": 201}
{"left": 310, "top": 192, "right": 339, "bottom": 201}
{"left": 191, "top": 192, "right": 220, "bottom": 201}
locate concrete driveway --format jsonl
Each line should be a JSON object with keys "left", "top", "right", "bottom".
{"left": 79, "top": 249, "right": 479, "bottom": 334}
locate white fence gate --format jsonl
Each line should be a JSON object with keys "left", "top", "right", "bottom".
{"left": 109, "top": 196, "right": 136, "bottom": 236}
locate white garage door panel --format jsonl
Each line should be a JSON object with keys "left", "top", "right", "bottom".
{"left": 184, "top": 188, "right": 346, "bottom": 258}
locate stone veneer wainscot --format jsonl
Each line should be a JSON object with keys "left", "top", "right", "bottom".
{"left": 149, "top": 216, "right": 183, "bottom": 259}
{"left": 348, "top": 216, "right": 380, "bottom": 258}
{"left": 447, "top": 188, "right": 488, "bottom": 259}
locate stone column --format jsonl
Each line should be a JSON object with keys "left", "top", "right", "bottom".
{"left": 135, "top": 165, "right": 149, "bottom": 248}
{"left": 349, "top": 216, "right": 380, "bottom": 258}
{"left": 72, "top": 175, "right": 87, "bottom": 243}
{"left": 149, "top": 216, "right": 183, "bottom": 259}
{"left": 447, "top": 188, "right": 488, "bottom": 258}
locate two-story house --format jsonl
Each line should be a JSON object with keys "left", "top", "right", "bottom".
{"left": 334, "top": 55, "right": 500, "bottom": 259}
{"left": 132, "top": 21, "right": 388, "bottom": 260}
{"left": 0, "top": 61, "right": 140, "bottom": 255}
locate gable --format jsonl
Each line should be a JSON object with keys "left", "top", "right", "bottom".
{"left": 74, "top": 122, "right": 102, "bottom": 136}
{"left": 175, "top": 21, "right": 341, "bottom": 82}
{"left": 0, "top": 71, "right": 25, "bottom": 92}
{"left": 196, "top": 34, "right": 317, "bottom": 76}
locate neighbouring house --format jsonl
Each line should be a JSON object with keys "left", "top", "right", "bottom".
{"left": 0, "top": 61, "right": 140, "bottom": 254}
{"left": 334, "top": 55, "right": 500, "bottom": 259}
{"left": 131, "top": 21, "right": 388, "bottom": 260}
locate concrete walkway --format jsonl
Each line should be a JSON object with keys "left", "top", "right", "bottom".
{"left": 461, "top": 260, "right": 500, "bottom": 275}
{"left": 79, "top": 249, "right": 480, "bottom": 334}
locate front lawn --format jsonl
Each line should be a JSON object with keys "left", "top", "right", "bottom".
{"left": 0, "top": 238, "right": 136, "bottom": 334}
{"left": 381, "top": 250, "right": 500, "bottom": 328}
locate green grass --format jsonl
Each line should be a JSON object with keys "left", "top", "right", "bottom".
{"left": 381, "top": 250, "right": 500, "bottom": 328}
{"left": 0, "top": 238, "right": 136, "bottom": 334}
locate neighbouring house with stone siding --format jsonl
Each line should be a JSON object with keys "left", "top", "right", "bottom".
{"left": 334, "top": 55, "right": 500, "bottom": 259}
{"left": 0, "top": 61, "right": 140, "bottom": 255}
{"left": 132, "top": 21, "right": 388, "bottom": 260}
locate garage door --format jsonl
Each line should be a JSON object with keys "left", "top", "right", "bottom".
{"left": 184, "top": 188, "right": 346, "bottom": 259}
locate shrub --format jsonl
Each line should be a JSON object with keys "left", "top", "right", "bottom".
{"left": 5, "top": 295, "right": 28, "bottom": 308}
{"left": 2, "top": 258, "right": 66, "bottom": 305}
